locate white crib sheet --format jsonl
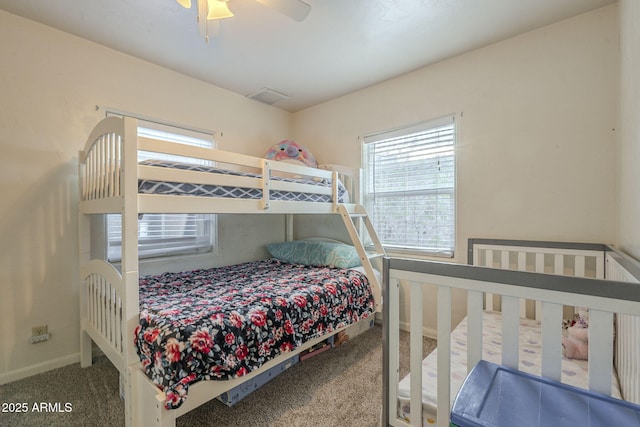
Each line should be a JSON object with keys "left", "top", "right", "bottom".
{"left": 397, "top": 311, "right": 622, "bottom": 426}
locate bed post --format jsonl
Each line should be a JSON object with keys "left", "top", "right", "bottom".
{"left": 382, "top": 256, "right": 390, "bottom": 427}
{"left": 285, "top": 214, "right": 294, "bottom": 241}
{"left": 136, "top": 369, "right": 175, "bottom": 427}
{"left": 121, "top": 116, "right": 141, "bottom": 427}
{"left": 78, "top": 174, "right": 93, "bottom": 368}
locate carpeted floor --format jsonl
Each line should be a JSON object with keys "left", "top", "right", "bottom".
{"left": 0, "top": 325, "right": 436, "bottom": 427}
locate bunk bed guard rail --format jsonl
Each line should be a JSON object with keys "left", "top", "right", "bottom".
{"left": 78, "top": 116, "right": 355, "bottom": 215}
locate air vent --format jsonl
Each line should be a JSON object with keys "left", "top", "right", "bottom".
{"left": 247, "top": 88, "right": 290, "bottom": 105}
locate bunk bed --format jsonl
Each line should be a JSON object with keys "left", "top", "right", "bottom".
{"left": 383, "top": 239, "right": 640, "bottom": 427}
{"left": 78, "top": 116, "right": 385, "bottom": 427}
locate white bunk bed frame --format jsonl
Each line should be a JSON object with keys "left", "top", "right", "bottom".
{"left": 383, "top": 239, "right": 640, "bottom": 427}
{"left": 78, "top": 116, "right": 385, "bottom": 427}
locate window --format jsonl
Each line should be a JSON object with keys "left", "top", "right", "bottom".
{"left": 363, "top": 115, "right": 456, "bottom": 257}
{"left": 105, "top": 114, "right": 216, "bottom": 262}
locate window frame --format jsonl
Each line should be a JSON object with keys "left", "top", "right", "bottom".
{"left": 104, "top": 111, "right": 217, "bottom": 262}
{"left": 362, "top": 115, "right": 457, "bottom": 258}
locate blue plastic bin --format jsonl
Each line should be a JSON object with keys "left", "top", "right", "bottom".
{"left": 217, "top": 354, "right": 299, "bottom": 406}
{"left": 450, "top": 360, "right": 640, "bottom": 427}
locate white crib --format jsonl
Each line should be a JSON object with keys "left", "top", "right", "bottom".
{"left": 383, "top": 239, "right": 640, "bottom": 427}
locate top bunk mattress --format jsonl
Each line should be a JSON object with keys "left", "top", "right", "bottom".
{"left": 135, "top": 259, "right": 374, "bottom": 410}
{"left": 138, "top": 159, "right": 350, "bottom": 203}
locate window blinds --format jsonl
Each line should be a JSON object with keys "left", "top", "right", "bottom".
{"left": 364, "top": 115, "right": 455, "bottom": 256}
{"left": 107, "top": 213, "right": 213, "bottom": 261}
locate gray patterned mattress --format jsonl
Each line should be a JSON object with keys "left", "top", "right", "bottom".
{"left": 138, "top": 160, "right": 349, "bottom": 203}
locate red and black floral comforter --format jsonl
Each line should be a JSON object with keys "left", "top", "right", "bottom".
{"left": 134, "top": 259, "right": 374, "bottom": 409}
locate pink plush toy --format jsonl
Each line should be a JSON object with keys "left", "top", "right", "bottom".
{"left": 265, "top": 140, "right": 318, "bottom": 168}
{"left": 562, "top": 325, "right": 589, "bottom": 360}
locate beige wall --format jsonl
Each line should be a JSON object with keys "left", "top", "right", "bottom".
{"left": 292, "top": 6, "right": 619, "bottom": 334}
{"left": 293, "top": 5, "right": 618, "bottom": 262}
{"left": 617, "top": 0, "right": 640, "bottom": 259}
{"left": 0, "top": 11, "right": 291, "bottom": 382}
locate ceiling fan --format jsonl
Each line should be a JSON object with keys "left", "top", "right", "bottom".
{"left": 176, "top": 0, "right": 312, "bottom": 42}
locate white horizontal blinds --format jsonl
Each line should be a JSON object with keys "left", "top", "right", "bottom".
{"left": 107, "top": 214, "right": 213, "bottom": 261}
{"left": 364, "top": 115, "right": 455, "bottom": 256}
{"left": 137, "top": 122, "right": 214, "bottom": 165}
{"left": 105, "top": 113, "right": 216, "bottom": 262}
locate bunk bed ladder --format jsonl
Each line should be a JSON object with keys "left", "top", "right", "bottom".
{"left": 338, "top": 204, "right": 385, "bottom": 311}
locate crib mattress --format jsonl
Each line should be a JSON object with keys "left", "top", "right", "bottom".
{"left": 135, "top": 259, "right": 374, "bottom": 410}
{"left": 138, "top": 159, "right": 349, "bottom": 203}
{"left": 397, "top": 311, "right": 622, "bottom": 426}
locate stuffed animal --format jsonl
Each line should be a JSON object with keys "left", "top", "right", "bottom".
{"left": 265, "top": 140, "right": 318, "bottom": 168}
{"left": 562, "top": 325, "right": 589, "bottom": 360}
{"left": 562, "top": 308, "right": 589, "bottom": 360}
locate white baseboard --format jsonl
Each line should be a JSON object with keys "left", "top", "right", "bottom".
{"left": 399, "top": 320, "right": 437, "bottom": 340}
{"left": 0, "top": 353, "right": 80, "bottom": 385}
{"left": 0, "top": 348, "right": 105, "bottom": 385}
{"left": 379, "top": 312, "right": 437, "bottom": 340}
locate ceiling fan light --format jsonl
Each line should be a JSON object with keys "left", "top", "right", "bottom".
{"left": 207, "top": 0, "right": 234, "bottom": 20}
{"left": 176, "top": 0, "right": 192, "bottom": 8}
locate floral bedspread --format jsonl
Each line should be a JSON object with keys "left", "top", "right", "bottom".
{"left": 134, "top": 259, "right": 374, "bottom": 409}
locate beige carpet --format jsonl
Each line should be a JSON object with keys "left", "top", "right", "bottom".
{"left": 0, "top": 325, "right": 436, "bottom": 427}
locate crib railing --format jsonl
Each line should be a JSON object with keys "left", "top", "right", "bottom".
{"left": 383, "top": 247, "right": 640, "bottom": 427}
{"left": 468, "top": 239, "right": 606, "bottom": 278}
{"left": 606, "top": 250, "right": 640, "bottom": 404}
{"left": 468, "top": 239, "right": 605, "bottom": 318}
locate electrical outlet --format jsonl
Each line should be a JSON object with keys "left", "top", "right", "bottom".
{"left": 32, "top": 325, "right": 48, "bottom": 336}
{"left": 30, "top": 334, "right": 49, "bottom": 344}
{"left": 31, "top": 325, "right": 50, "bottom": 344}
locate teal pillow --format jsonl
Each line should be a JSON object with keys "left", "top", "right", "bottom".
{"left": 266, "top": 240, "right": 361, "bottom": 268}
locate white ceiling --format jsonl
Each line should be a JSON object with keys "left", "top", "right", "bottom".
{"left": 0, "top": 0, "right": 616, "bottom": 112}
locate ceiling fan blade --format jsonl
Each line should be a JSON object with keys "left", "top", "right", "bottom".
{"left": 255, "top": 0, "right": 311, "bottom": 22}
